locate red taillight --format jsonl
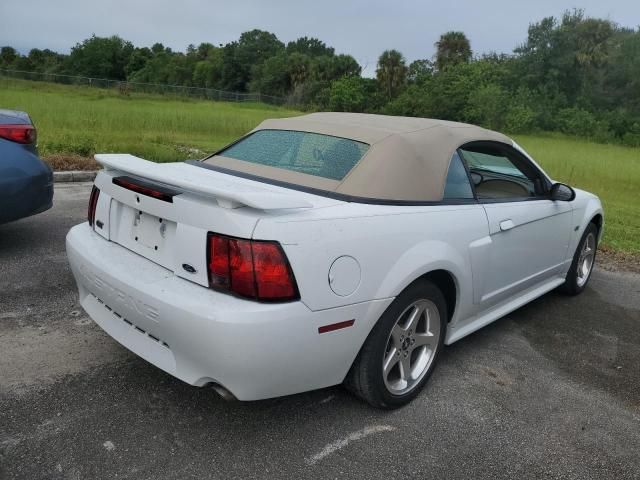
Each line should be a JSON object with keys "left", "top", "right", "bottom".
{"left": 207, "top": 233, "right": 299, "bottom": 302}
{"left": 88, "top": 186, "right": 100, "bottom": 226}
{"left": 252, "top": 242, "right": 297, "bottom": 299}
{"left": 209, "top": 235, "right": 230, "bottom": 286}
{"left": 0, "top": 124, "right": 37, "bottom": 144}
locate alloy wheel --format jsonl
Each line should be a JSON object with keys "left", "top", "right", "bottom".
{"left": 382, "top": 299, "right": 441, "bottom": 395}
{"left": 576, "top": 232, "right": 596, "bottom": 288}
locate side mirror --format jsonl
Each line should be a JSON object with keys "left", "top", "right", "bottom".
{"left": 550, "top": 182, "right": 576, "bottom": 201}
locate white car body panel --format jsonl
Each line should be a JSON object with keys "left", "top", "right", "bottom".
{"left": 479, "top": 200, "right": 572, "bottom": 303}
{"left": 66, "top": 141, "right": 604, "bottom": 401}
{"left": 67, "top": 224, "right": 393, "bottom": 400}
{"left": 254, "top": 202, "right": 486, "bottom": 313}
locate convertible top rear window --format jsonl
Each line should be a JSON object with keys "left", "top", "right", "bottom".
{"left": 219, "top": 129, "right": 369, "bottom": 181}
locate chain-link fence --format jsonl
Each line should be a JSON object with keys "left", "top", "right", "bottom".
{"left": 0, "top": 68, "right": 286, "bottom": 105}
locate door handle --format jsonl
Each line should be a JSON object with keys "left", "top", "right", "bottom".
{"left": 499, "top": 219, "right": 515, "bottom": 231}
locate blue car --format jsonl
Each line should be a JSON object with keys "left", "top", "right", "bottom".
{"left": 0, "top": 109, "right": 53, "bottom": 225}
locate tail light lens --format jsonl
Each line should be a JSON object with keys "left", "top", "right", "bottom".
{"left": 88, "top": 186, "right": 100, "bottom": 226}
{"left": 207, "top": 233, "right": 299, "bottom": 302}
{"left": 0, "top": 124, "right": 37, "bottom": 144}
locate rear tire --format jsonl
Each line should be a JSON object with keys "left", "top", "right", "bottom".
{"left": 345, "top": 279, "right": 447, "bottom": 409}
{"left": 559, "top": 222, "right": 598, "bottom": 296}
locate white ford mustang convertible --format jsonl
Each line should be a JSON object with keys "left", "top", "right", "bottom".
{"left": 67, "top": 113, "right": 603, "bottom": 408}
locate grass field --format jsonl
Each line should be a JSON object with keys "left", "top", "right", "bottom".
{"left": 0, "top": 78, "right": 299, "bottom": 162}
{"left": 514, "top": 135, "right": 640, "bottom": 253}
{"left": 1, "top": 78, "right": 638, "bottom": 253}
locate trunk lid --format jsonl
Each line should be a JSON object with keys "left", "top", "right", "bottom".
{"left": 91, "top": 154, "right": 340, "bottom": 288}
{"left": 0, "top": 109, "right": 32, "bottom": 125}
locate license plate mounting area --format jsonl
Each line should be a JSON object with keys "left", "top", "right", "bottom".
{"left": 132, "top": 211, "right": 167, "bottom": 252}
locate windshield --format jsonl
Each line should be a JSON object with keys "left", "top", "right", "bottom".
{"left": 218, "top": 129, "right": 369, "bottom": 181}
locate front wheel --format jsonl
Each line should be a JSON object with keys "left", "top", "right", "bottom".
{"left": 559, "top": 222, "right": 598, "bottom": 295}
{"left": 345, "top": 279, "right": 446, "bottom": 409}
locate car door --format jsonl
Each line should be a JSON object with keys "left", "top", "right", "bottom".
{"left": 458, "top": 142, "right": 573, "bottom": 306}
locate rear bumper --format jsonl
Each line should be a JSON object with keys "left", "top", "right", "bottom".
{"left": 0, "top": 154, "right": 53, "bottom": 225}
{"left": 66, "top": 224, "right": 392, "bottom": 400}
{"left": 0, "top": 181, "right": 53, "bottom": 224}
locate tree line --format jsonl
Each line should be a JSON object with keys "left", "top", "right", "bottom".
{"left": 2, "top": 9, "right": 640, "bottom": 146}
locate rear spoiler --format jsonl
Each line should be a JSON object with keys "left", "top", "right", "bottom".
{"left": 95, "top": 154, "right": 313, "bottom": 210}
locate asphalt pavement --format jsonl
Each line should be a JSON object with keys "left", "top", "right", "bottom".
{"left": 1, "top": 182, "right": 639, "bottom": 479}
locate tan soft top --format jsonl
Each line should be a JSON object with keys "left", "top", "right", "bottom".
{"left": 204, "top": 112, "right": 513, "bottom": 202}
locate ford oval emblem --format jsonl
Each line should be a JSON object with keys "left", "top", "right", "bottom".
{"left": 182, "top": 263, "right": 197, "bottom": 274}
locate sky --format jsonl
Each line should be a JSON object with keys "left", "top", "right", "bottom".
{"left": 2, "top": 0, "right": 639, "bottom": 77}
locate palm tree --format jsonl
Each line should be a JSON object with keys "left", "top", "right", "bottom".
{"left": 574, "top": 19, "right": 613, "bottom": 69}
{"left": 376, "top": 49, "right": 408, "bottom": 99}
{"left": 288, "top": 53, "right": 311, "bottom": 87}
{"left": 435, "top": 32, "right": 472, "bottom": 71}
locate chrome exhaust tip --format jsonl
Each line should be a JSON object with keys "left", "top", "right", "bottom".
{"left": 211, "top": 383, "right": 237, "bottom": 401}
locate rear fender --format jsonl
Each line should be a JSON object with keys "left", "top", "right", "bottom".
{"left": 373, "top": 240, "right": 470, "bottom": 324}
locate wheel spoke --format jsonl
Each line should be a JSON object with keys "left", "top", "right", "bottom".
{"left": 383, "top": 347, "right": 400, "bottom": 376}
{"left": 413, "top": 333, "right": 435, "bottom": 349}
{"left": 426, "top": 306, "right": 440, "bottom": 337}
{"left": 399, "top": 355, "right": 412, "bottom": 381}
{"left": 405, "top": 303, "right": 424, "bottom": 332}
{"left": 390, "top": 324, "right": 405, "bottom": 349}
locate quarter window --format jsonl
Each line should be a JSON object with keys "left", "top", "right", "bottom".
{"left": 443, "top": 152, "right": 474, "bottom": 199}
